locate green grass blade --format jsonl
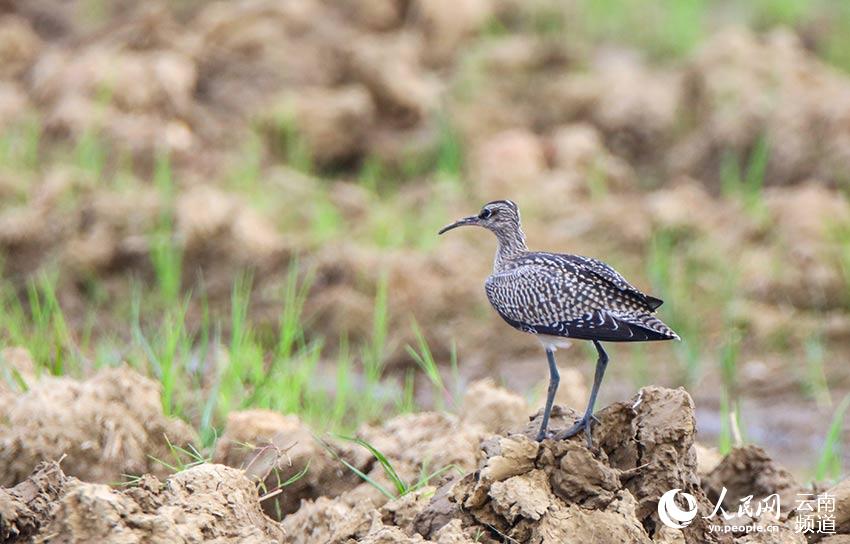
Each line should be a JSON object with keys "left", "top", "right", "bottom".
{"left": 316, "top": 435, "right": 396, "bottom": 499}
{"left": 280, "top": 460, "right": 311, "bottom": 488}
{"left": 816, "top": 394, "right": 850, "bottom": 482}
{"left": 335, "top": 434, "right": 407, "bottom": 497}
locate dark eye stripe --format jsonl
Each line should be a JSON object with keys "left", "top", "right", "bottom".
{"left": 479, "top": 209, "right": 492, "bottom": 219}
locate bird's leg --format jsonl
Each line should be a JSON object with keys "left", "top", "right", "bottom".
{"left": 535, "top": 347, "right": 560, "bottom": 442}
{"left": 555, "top": 340, "right": 609, "bottom": 447}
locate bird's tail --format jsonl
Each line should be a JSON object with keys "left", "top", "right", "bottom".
{"left": 615, "top": 312, "right": 680, "bottom": 341}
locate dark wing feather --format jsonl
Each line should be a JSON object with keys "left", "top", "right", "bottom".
{"left": 560, "top": 254, "right": 664, "bottom": 311}
{"left": 518, "top": 310, "right": 677, "bottom": 342}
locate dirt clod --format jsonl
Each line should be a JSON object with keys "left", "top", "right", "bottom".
{"left": 357, "top": 411, "right": 487, "bottom": 490}
{"left": 2, "top": 377, "right": 846, "bottom": 543}
{"left": 674, "top": 28, "right": 850, "bottom": 187}
{"left": 461, "top": 378, "right": 528, "bottom": 434}
{"left": 0, "top": 366, "right": 198, "bottom": 487}
{"left": 0, "top": 462, "right": 72, "bottom": 543}
{"left": 703, "top": 445, "right": 801, "bottom": 520}
{"left": 286, "top": 85, "right": 376, "bottom": 167}
{"left": 41, "top": 463, "right": 284, "bottom": 543}
{"left": 423, "top": 386, "right": 720, "bottom": 543}
{"left": 214, "top": 409, "right": 363, "bottom": 518}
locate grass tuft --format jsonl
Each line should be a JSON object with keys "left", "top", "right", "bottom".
{"left": 718, "top": 326, "right": 744, "bottom": 455}
{"left": 333, "top": 434, "right": 458, "bottom": 499}
{"left": 150, "top": 153, "right": 183, "bottom": 305}
{"left": 719, "top": 136, "right": 770, "bottom": 218}
{"left": 405, "top": 319, "right": 460, "bottom": 410}
{"left": 816, "top": 394, "right": 850, "bottom": 482}
{"left": 148, "top": 434, "right": 211, "bottom": 474}
{"left": 647, "top": 228, "right": 702, "bottom": 386}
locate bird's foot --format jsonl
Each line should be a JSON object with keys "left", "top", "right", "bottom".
{"left": 553, "top": 413, "right": 599, "bottom": 448}
{"left": 535, "top": 429, "right": 555, "bottom": 442}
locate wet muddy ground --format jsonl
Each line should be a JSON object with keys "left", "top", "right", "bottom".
{"left": 2, "top": 366, "right": 846, "bottom": 543}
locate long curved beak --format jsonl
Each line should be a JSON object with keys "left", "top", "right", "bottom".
{"left": 438, "top": 215, "right": 479, "bottom": 235}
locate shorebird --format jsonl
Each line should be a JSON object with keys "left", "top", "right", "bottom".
{"left": 439, "top": 200, "right": 678, "bottom": 446}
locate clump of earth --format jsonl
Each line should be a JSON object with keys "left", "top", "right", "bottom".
{"left": 1, "top": 364, "right": 843, "bottom": 543}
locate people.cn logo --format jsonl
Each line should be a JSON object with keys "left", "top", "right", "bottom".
{"left": 658, "top": 489, "right": 699, "bottom": 529}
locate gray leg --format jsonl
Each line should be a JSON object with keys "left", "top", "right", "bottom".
{"left": 535, "top": 347, "right": 560, "bottom": 442}
{"left": 554, "top": 340, "right": 609, "bottom": 447}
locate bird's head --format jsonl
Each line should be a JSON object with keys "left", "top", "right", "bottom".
{"left": 438, "top": 200, "right": 522, "bottom": 237}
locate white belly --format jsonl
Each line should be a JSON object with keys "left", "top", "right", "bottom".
{"left": 536, "top": 334, "right": 573, "bottom": 351}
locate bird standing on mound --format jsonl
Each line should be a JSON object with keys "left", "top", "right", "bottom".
{"left": 439, "top": 200, "right": 679, "bottom": 447}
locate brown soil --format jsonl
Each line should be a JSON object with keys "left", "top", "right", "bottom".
{"left": 0, "top": 462, "right": 69, "bottom": 543}
{"left": 673, "top": 29, "right": 850, "bottom": 188}
{"left": 0, "top": 364, "right": 197, "bottom": 487}
{"left": 42, "top": 463, "right": 283, "bottom": 543}
{"left": 1, "top": 374, "right": 846, "bottom": 542}
{"left": 213, "top": 409, "right": 367, "bottom": 519}
{"left": 703, "top": 445, "right": 802, "bottom": 516}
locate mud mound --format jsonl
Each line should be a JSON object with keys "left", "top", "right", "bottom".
{"left": 216, "top": 407, "right": 488, "bottom": 522}
{"left": 214, "top": 409, "right": 364, "bottom": 518}
{"left": 42, "top": 462, "right": 283, "bottom": 543}
{"left": 459, "top": 22, "right": 850, "bottom": 190}
{"left": 461, "top": 378, "right": 529, "bottom": 434}
{"left": 7, "top": 0, "right": 492, "bottom": 172}
{"left": 0, "top": 15, "right": 42, "bottom": 79}
{"left": 0, "top": 177, "right": 287, "bottom": 291}
{"left": 3, "top": 383, "right": 848, "bottom": 542}
{"left": 2, "top": 460, "right": 286, "bottom": 543}
{"left": 279, "top": 387, "right": 704, "bottom": 542}
{"left": 277, "top": 386, "right": 831, "bottom": 543}
{"left": 468, "top": 123, "right": 639, "bottom": 211}
{"left": 306, "top": 242, "right": 490, "bottom": 364}
{"left": 269, "top": 85, "right": 376, "bottom": 166}
{"left": 420, "top": 386, "right": 715, "bottom": 542}
{"left": 0, "top": 365, "right": 197, "bottom": 487}
{"left": 281, "top": 488, "right": 478, "bottom": 543}
{"left": 174, "top": 184, "right": 289, "bottom": 278}
{"left": 27, "top": 7, "right": 198, "bottom": 159}
{"left": 273, "top": 410, "right": 487, "bottom": 542}
{"left": 470, "top": 128, "right": 548, "bottom": 199}
{"left": 673, "top": 27, "right": 850, "bottom": 187}
{"left": 357, "top": 411, "right": 487, "bottom": 487}
{"left": 540, "top": 53, "right": 682, "bottom": 167}
{"left": 0, "top": 461, "right": 71, "bottom": 543}
{"left": 749, "top": 182, "right": 850, "bottom": 311}
{"left": 703, "top": 445, "right": 802, "bottom": 514}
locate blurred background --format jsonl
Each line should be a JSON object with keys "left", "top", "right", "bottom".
{"left": 1, "top": 0, "right": 850, "bottom": 479}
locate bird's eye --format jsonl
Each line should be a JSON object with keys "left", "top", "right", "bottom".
{"left": 479, "top": 209, "right": 493, "bottom": 219}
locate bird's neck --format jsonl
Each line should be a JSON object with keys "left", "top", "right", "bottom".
{"left": 493, "top": 227, "right": 528, "bottom": 272}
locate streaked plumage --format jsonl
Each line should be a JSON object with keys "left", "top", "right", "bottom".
{"left": 439, "top": 199, "right": 679, "bottom": 446}
{"left": 485, "top": 252, "right": 677, "bottom": 342}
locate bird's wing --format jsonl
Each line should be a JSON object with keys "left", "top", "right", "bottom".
{"left": 485, "top": 255, "right": 675, "bottom": 341}
{"left": 552, "top": 254, "right": 663, "bottom": 311}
